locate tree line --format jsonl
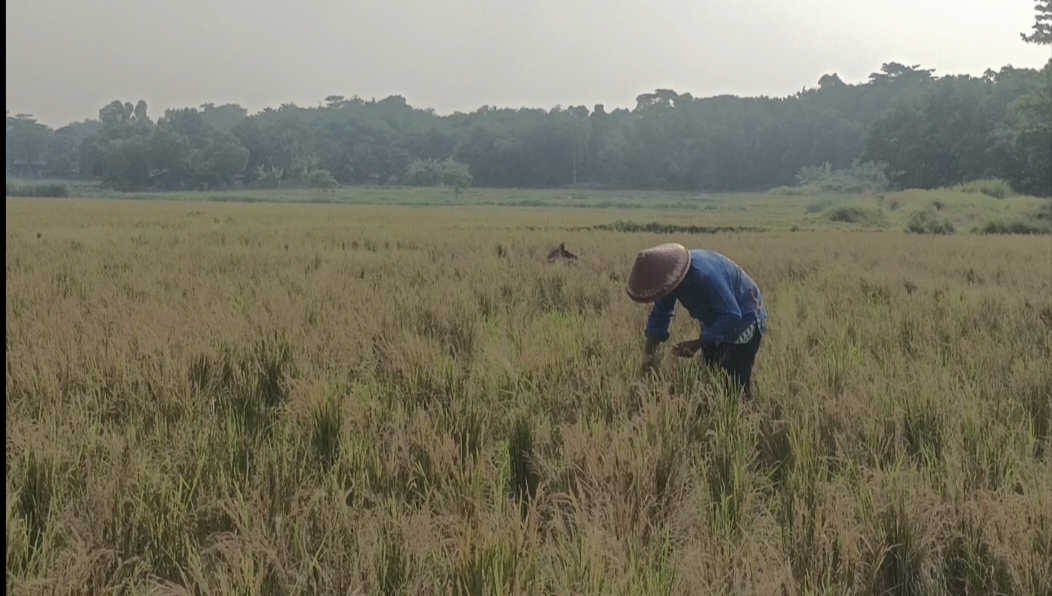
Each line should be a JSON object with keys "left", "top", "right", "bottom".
{"left": 7, "top": 11, "right": 1051, "bottom": 197}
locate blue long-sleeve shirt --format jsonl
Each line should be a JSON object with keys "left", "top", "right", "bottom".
{"left": 644, "top": 249, "right": 767, "bottom": 345}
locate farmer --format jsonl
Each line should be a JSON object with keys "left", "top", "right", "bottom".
{"left": 627, "top": 243, "right": 767, "bottom": 397}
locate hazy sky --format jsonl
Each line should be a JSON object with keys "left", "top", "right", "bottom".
{"left": 6, "top": 0, "right": 1050, "bottom": 127}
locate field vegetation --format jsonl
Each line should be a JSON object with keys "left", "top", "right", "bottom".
{"left": 7, "top": 177, "right": 1050, "bottom": 236}
{"left": 6, "top": 59, "right": 1051, "bottom": 199}
{"left": 5, "top": 181, "right": 70, "bottom": 198}
{"left": 6, "top": 196, "right": 1051, "bottom": 594}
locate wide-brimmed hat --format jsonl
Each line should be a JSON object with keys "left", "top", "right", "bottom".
{"left": 626, "top": 243, "right": 691, "bottom": 303}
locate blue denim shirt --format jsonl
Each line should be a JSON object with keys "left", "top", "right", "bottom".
{"left": 645, "top": 249, "right": 767, "bottom": 345}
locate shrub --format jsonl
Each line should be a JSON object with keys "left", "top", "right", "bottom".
{"left": 794, "top": 160, "right": 890, "bottom": 194}
{"left": 974, "top": 217, "right": 1050, "bottom": 235}
{"left": 1035, "top": 201, "right": 1052, "bottom": 221}
{"left": 307, "top": 169, "right": 339, "bottom": 191}
{"left": 795, "top": 162, "right": 834, "bottom": 186}
{"left": 825, "top": 205, "right": 887, "bottom": 227}
{"left": 441, "top": 160, "right": 472, "bottom": 197}
{"left": 404, "top": 159, "right": 446, "bottom": 187}
{"left": 768, "top": 185, "right": 811, "bottom": 196}
{"left": 6, "top": 181, "right": 71, "bottom": 198}
{"left": 805, "top": 198, "right": 834, "bottom": 214}
{"left": 906, "top": 210, "right": 955, "bottom": 235}
{"left": 958, "top": 179, "right": 1013, "bottom": 200}
{"left": 587, "top": 220, "right": 766, "bottom": 234}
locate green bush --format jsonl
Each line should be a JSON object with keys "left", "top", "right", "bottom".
{"left": 1035, "top": 201, "right": 1052, "bottom": 221}
{"left": 307, "top": 169, "right": 339, "bottom": 191}
{"left": 825, "top": 205, "right": 887, "bottom": 227}
{"left": 6, "top": 181, "right": 71, "bottom": 198}
{"left": 588, "top": 220, "right": 765, "bottom": 234}
{"left": 770, "top": 161, "right": 891, "bottom": 197}
{"left": 804, "top": 198, "right": 834, "bottom": 214}
{"left": 768, "top": 185, "right": 810, "bottom": 196}
{"left": 906, "top": 210, "right": 955, "bottom": 235}
{"left": 958, "top": 179, "right": 1013, "bottom": 200}
{"left": 974, "top": 217, "right": 1050, "bottom": 235}
{"left": 404, "top": 159, "right": 446, "bottom": 186}
{"left": 794, "top": 160, "right": 890, "bottom": 194}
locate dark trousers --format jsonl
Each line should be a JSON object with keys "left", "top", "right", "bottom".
{"left": 701, "top": 330, "right": 763, "bottom": 398}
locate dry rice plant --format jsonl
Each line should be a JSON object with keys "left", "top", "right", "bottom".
{"left": 6, "top": 199, "right": 1052, "bottom": 595}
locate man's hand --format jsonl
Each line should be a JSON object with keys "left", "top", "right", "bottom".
{"left": 671, "top": 338, "right": 706, "bottom": 358}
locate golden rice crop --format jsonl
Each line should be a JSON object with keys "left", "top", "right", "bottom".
{"left": 6, "top": 198, "right": 1052, "bottom": 595}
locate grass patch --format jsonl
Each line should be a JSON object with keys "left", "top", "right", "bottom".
{"left": 6, "top": 181, "right": 71, "bottom": 198}
{"left": 825, "top": 205, "right": 888, "bottom": 227}
{"left": 974, "top": 216, "right": 1050, "bottom": 235}
{"left": 905, "top": 209, "right": 956, "bottom": 235}
{"left": 769, "top": 185, "right": 815, "bottom": 197}
{"left": 957, "top": 178, "right": 1014, "bottom": 200}
{"left": 1034, "top": 200, "right": 1052, "bottom": 221}
{"left": 804, "top": 198, "right": 835, "bottom": 214}
{"left": 586, "top": 220, "right": 766, "bottom": 234}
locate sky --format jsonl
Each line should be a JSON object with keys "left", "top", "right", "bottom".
{"left": 6, "top": 0, "right": 1051, "bottom": 127}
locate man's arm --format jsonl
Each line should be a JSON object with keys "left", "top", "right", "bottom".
{"left": 641, "top": 294, "right": 676, "bottom": 371}
{"left": 699, "top": 271, "right": 742, "bottom": 345}
{"left": 644, "top": 293, "right": 677, "bottom": 344}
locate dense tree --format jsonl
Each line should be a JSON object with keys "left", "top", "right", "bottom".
{"left": 861, "top": 73, "right": 1018, "bottom": 189}
{"left": 404, "top": 158, "right": 447, "bottom": 186}
{"left": 1022, "top": 0, "right": 1052, "bottom": 45}
{"left": 6, "top": 114, "right": 50, "bottom": 169}
{"left": 11, "top": 60, "right": 1051, "bottom": 197}
{"left": 1015, "top": 4, "right": 1052, "bottom": 195}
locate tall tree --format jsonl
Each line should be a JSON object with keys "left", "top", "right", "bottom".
{"left": 18, "top": 60, "right": 1052, "bottom": 195}
{"left": 5, "top": 114, "right": 50, "bottom": 168}
{"left": 1022, "top": 0, "right": 1052, "bottom": 45}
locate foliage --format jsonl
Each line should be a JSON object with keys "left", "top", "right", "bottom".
{"left": 974, "top": 216, "right": 1051, "bottom": 235}
{"left": 1037, "top": 200, "right": 1052, "bottom": 221}
{"left": 589, "top": 220, "right": 765, "bottom": 234}
{"left": 5, "top": 181, "right": 71, "bottom": 198}
{"left": 307, "top": 168, "right": 339, "bottom": 191}
{"left": 793, "top": 160, "right": 890, "bottom": 194}
{"left": 6, "top": 200, "right": 1051, "bottom": 593}
{"left": 862, "top": 62, "right": 1052, "bottom": 196}
{"left": 956, "top": 178, "right": 1014, "bottom": 199}
{"left": 905, "top": 209, "right": 956, "bottom": 235}
{"left": 1003, "top": 81, "right": 1052, "bottom": 197}
{"left": 404, "top": 158, "right": 447, "bottom": 187}
{"left": 1021, "top": 0, "right": 1052, "bottom": 45}
{"left": 825, "top": 205, "right": 888, "bottom": 226}
{"left": 804, "top": 198, "right": 835, "bottom": 213}
{"left": 5, "top": 113, "right": 50, "bottom": 166}
{"left": 440, "top": 160, "right": 472, "bottom": 197}
{"left": 404, "top": 158, "right": 472, "bottom": 195}
{"left": 768, "top": 185, "right": 810, "bottom": 196}
{"left": 794, "top": 162, "right": 835, "bottom": 186}
{"left": 6, "top": 61, "right": 1051, "bottom": 196}
{"left": 253, "top": 165, "right": 285, "bottom": 189}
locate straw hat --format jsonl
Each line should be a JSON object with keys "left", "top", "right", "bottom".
{"left": 626, "top": 243, "right": 691, "bottom": 303}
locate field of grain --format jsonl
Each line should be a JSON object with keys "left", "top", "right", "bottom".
{"left": 6, "top": 197, "right": 1052, "bottom": 595}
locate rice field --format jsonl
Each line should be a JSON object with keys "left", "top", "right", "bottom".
{"left": 5, "top": 196, "right": 1052, "bottom": 595}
